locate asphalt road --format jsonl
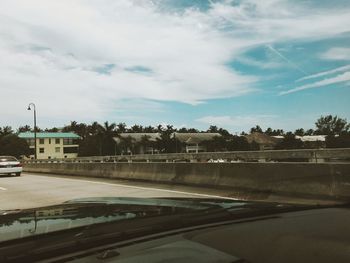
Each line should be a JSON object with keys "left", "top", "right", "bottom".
{"left": 0, "top": 173, "right": 235, "bottom": 210}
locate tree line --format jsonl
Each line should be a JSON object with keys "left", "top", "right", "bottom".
{"left": 0, "top": 115, "right": 349, "bottom": 158}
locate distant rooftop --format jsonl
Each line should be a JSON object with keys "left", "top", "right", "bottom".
{"left": 246, "top": 132, "right": 279, "bottom": 145}
{"left": 173, "top": 132, "right": 222, "bottom": 144}
{"left": 296, "top": 135, "right": 327, "bottom": 142}
{"left": 18, "top": 132, "right": 80, "bottom": 139}
{"left": 114, "top": 133, "right": 161, "bottom": 143}
{"left": 272, "top": 135, "right": 327, "bottom": 142}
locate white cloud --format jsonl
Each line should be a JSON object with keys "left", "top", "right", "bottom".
{"left": 196, "top": 114, "right": 277, "bottom": 131}
{"left": 196, "top": 113, "right": 332, "bottom": 132}
{"left": 207, "top": 0, "right": 350, "bottom": 41}
{"left": 321, "top": 47, "right": 350, "bottom": 61}
{"left": 0, "top": 0, "right": 350, "bottom": 126}
{"left": 280, "top": 71, "right": 350, "bottom": 95}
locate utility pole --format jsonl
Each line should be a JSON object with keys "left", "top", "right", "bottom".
{"left": 27, "top": 103, "right": 37, "bottom": 159}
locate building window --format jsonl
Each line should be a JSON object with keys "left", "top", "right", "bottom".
{"left": 39, "top": 139, "right": 45, "bottom": 144}
{"left": 39, "top": 148, "right": 45, "bottom": 153}
{"left": 63, "top": 147, "right": 78, "bottom": 154}
{"left": 55, "top": 138, "right": 60, "bottom": 144}
{"left": 55, "top": 147, "right": 60, "bottom": 153}
{"left": 63, "top": 138, "right": 78, "bottom": 145}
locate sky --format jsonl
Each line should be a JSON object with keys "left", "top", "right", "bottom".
{"left": 0, "top": 0, "right": 349, "bottom": 133}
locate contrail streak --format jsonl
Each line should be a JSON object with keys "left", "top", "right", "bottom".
{"left": 296, "top": 64, "right": 350, "bottom": 82}
{"left": 266, "top": 44, "right": 308, "bottom": 75}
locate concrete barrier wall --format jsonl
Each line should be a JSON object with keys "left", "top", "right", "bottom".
{"left": 24, "top": 148, "right": 350, "bottom": 163}
{"left": 24, "top": 162, "right": 350, "bottom": 201}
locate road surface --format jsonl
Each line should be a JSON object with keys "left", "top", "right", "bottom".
{"left": 0, "top": 173, "right": 235, "bottom": 210}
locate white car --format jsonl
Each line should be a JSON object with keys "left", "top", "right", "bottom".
{"left": 0, "top": 156, "right": 22, "bottom": 176}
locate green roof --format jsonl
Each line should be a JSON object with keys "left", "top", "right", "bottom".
{"left": 18, "top": 132, "right": 80, "bottom": 139}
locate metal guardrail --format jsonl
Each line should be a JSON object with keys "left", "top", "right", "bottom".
{"left": 23, "top": 148, "right": 350, "bottom": 164}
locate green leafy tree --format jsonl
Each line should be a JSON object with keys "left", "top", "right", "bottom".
{"left": 0, "top": 126, "right": 14, "bottom": 138}
{"left": 17, "top": 125, "right": 31, "bottom": 133}
{"left": 217, "top": 128, "right": 231, "bottom": 137}
{"left": 264, "top": 127, "right": 273, "bottom": 135}
{"left": 315, "top": 115, "right": 349, "bottom": 135}
{"left": 250, "top": 125, "right": 263, "bottom": 134}
{"left": 0, "top": 134, "right": 30, "bottom": 158}
{"left": 137, "top": 135, "right": 153, "bottom": 154}
{"left": 207, "top": 125, "right": 219, "bottom": 133}
{"left": 178, "top": 127, "right": 198, "bottom": 133}
{"left": 155, "top": 125, "right": 177, "bottom": 153}
{"left": 130, "top": 125, "right": 144, "bottom": 133}
{"left": 202, "top": 136, "right": 227, "bottom": 152}
{"left": 250, "top": 141, "right": 260, "bottom": 151}
{"left": 294, "top": 128, "right": 305, "bottom": 136}
{"left": 272, "top": 129, "right": 284, "bottom": 136}
{"left": 118, "top": 136, "right": 135, "bottom": 154}
{"left": 63, "top": 121, "right": 88, "bottom": 139}
{"left": 265, "top": 128, "right": 284, "bottom": 136}
{"left": 116, "top": 123, "right": 127, "bottom": 133}
{"left": 98, "top": 121, "right": 117, "bottom": 155}
{"left": 227, "top": 136, "right": 251, "bottom": 151}
{"left": 45, "top": 127, "right": 60, "bottom": 132}
{"left": 187, "top": 128, "right": 199, "bottom": 133}
{"left": 143, "top": 125, "right": 156, "bottom": 133}
{"left": 275, "top": 132, "right": 304, "bottom": 149}
{"left": 325, "top": 134, "right": 350, "bottom": 148}
{"left": 78, "top": 136, "right": 100, "bottom": 156}
{"left": 305, "top": 129, "right": 314, "bottom": 135}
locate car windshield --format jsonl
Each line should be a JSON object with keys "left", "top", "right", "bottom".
{"left": 0, "top": 1, "right": 349, "bottom": 261}
{"left": 0, "top": 157, "right": 17, "bottom": 162}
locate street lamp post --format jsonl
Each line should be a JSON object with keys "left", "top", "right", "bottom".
{"left": 27, "top": 103, "right": 37, "bottom": 159}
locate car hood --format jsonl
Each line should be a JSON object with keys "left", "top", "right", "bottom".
{"left": 0, "top": 161, "right": 19, "bottom": 166}
{"left": 0, "top": 197, "right": 309, "bottom": 244}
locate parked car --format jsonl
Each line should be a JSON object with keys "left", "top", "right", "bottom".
{"left": 0, "top": 156, "right": 22, "bottom": 176}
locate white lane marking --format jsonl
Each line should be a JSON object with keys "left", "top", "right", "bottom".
{"left": 0, "top": 186, "right": 7, "bottom": 191}
{"left": 29, "top": 174, "right": 239, "bottom": 200}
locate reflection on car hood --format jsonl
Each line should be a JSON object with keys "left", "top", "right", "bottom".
{"left": 0, "top": 197, "right": 299, "bottom": 244}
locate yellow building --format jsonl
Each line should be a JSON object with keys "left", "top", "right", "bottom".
{"left": 18, "top": 132, "right": 80, "bottom": 159}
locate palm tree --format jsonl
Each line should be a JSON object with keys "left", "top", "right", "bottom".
{"left": 0, "top": 126, "right": 13, "bottom": 138}
{"left": 139, "top": 135, "right": 151, "bottom": 154}
{"left": 88, "top": 121, "right": 101, "bottom": 136}
{"left": 17, "top": 125, "right": 31, "bottom": 133}
{"left": 98, "top": 122, "right": 116, "bottom": 155}
{"left": 119, "top": 136, "right": 135, "bottom": 155}
{"left": 130, "top": 125, "right": 143, "bottom": 133}
{"left": 144, "top": 125, "right": 156, "bottom": 133}
{"left": 116, "top": 123, "right": 127, "bottom": 133}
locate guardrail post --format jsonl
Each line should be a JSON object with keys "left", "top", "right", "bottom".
{"left": 309, "top": 151, "right": 317, "bottom": 163}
